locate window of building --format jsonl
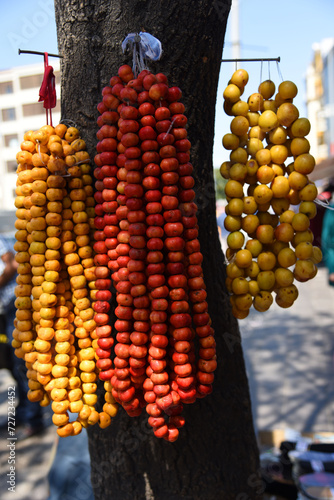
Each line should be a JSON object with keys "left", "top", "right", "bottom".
{"left": 6, "top": 160, "right": 17, "bottom": 173}
{"left": 20, "top": 70, "right": 60, "bottom": 91}
{"left": 0, "top": 81, "right": 13, "bottom": 94}
{"left": 317, "top": 131, "right": 325, "bottom": 146}
{"left": 20, "top": 74, "right": 44, "bottom": 90}
{"left": 2, "top": 108, "right": 16, "bottom": 121}
{"left": 22, "top": 102, "right": 45, "bottom": 117}
{"left": 4, "top": 134, "right": 19, "bottom": 148}
{"left": 22, "top": 99, "right": 60, "bottom": 117}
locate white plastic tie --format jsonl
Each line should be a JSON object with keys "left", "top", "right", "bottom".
{"left": 310, "top": 459, "right": 324, "bottom": 472}
{"left": 37, "top": 143, "right": 47, "bottom": 166}
{"left": 315, "top": 194, "right": 334, "bottom": 210}
{"left": 122, "top": 32, "right": 162, "bottom": 76}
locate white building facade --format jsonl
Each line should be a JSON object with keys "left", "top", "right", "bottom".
{"left": 306, "top": 38, "right": 334, "bottom": 181}
{"left": 0, "top": 61, "right": 60, "bottom": 212}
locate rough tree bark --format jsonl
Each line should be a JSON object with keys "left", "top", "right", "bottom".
{"left": 54, "top": 1, "right": 262, "bottom": 499}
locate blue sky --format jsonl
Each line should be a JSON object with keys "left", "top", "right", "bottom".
{"left": 0, "top": 0, "right": 57, "bottom": 69}
{"left": 0, "top": 0, "right": 333, "bottom": 168}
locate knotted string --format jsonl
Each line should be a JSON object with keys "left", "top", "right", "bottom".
{"left": 122, "top": 32, "right": 162, "bottom": 76}
{"left": 38, "top": 52, "right": 56, "bottom": 126}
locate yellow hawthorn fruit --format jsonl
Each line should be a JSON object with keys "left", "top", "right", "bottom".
{"left": 274, "top": 222, "right": 294, "bottom": 243}
{"left": 277, "top": 103, "right": 299, "bottom": 127}
{"left": 245, "top": 239, "right": 263, "bottom": 258}
{"left": 263, "top": 99, "right": 277, "bottom": 112}
{"left": 271, "top": 198, "right": 290, "bottom": 215}
{"left": 247, "top": 138, "right": 263, "bottom": 157}
{"left": 225, "top": 180, "right": 244, "bottom": 198}
{"left": 232, "top": 306, "right": 249, "bottom": 319}
{"left": 255, "top": 149, "right": 271, "bottom": 167}
{"left": 257, "top": 271, "right": 276, "bottom": 291}
{"left": 270, "top": 144, "right": 288, "bottom": 164}
{"left": 276, "top": 284, "right": 299, "bottom": 303}
{"left": 258, "top": 80, "right": 276, "bottom": 99}
{"left": 290, "top": 117, "right": 311, "bottom": 138}
{"left": 243, "top": 196, "right": 258, "bottom": 214}
{"left": 224, "top": 215, "right": 242, "bottom": 232}
{"left": 292, "top": 229, "right": 314, "bottom": 248}
{"left": 290, "top": 137, "right": 310, "bottom": 156}
{"left": 288, "top": 171, "right": 308, "bottom": 191}
{"left": 269, "top": 126, "right": 288, "bottom": 145}
{"left": 253, "top": 185, "right": 273, "bottom": 205}
{"left": 258, "top": 110, "right": 278, "bottom": 132}
{"left": 65, "top": 127, "right": 80, "bottom": 143}
{"left": 40, "top": 125, "right": 55, "bottom": 138}
{"left": 292, "top": 212, "right": 310, "bottom": 232}
{"left": 275, "top": 93, "right": 290, "bottom": 107}
{"left": 231, "top": 100, "right": 249, "bottom": 117}
{"left": 246, "top": 159, "right": 258, "bottom": 176}
{"left": 230, "top": 116, "right": 249, "bottom": 136}
{"left": 275, "top": 296, "right": 294, "bottom": 309}
{"left": 249, "top": 125, "right": 266, "bottom": 141}
{"left": 222, "top": 133, "right": 240, "bottom": 150}
{"left": 257, "top": 165, "right": 275, "bottom": 185}
{"left": 299, "top": 201, "right": 317, "bottom": 219}
{"left": 245, "top": 261, "right": 260, "bottom": 279}
{"left": 255, "top": 224, "right": 274, "bottom": 244}
{"left": 247, "top": 112, "right": 259, "bottom": 126}
{"left": 230, "top": 69, "right": 249, "bottom": 88}
{"left": 234, "top": 249, "right": 253, "bottom": 269}
{"left": 295, "top": 241, "right": 314, "bottom": 260}
{"left": 223, "top": 84, "right": 241, "bottom": 103}
{"left": 223, "top": 100, "right": 234, "bottom": 116}
{"left": 294, "top": 153, "right": 315, "bottom": 175}
{"left": 231, "top": 277, "right": 249, "bottom": 295}
{"left": 257, "top": 251, "right": 276, "bottom": 271}
{"left": 226, "top": 262, "right": 245, "bottom": 279}
{"left": 248, "top": 93, "right": 264, "bottom": 112}
{"left": 253, "top": 290, "right": 273, "bottom": 311}
{"left": 229, "top": 162, "right": 248, "bottom": 182}
{"left": 230, "top": 147, "right": 248, "bottom": 164}
{"left": 32, "top": 129, "right": 49, "bottom": 145}
{"left": 271, "top": 176, "right": 290, "bottom": 198}
{"left": 277, "top": 247, "right": 297, "bottom": 268}
{"left": 294, "top": 259, "right": 316, "bottom": 282}
{"left": 268, "top": 240, "right": 289, "bottom": 256}
{"left": 299, "top": 183, "right": 318, "bottom": 201}
{"left": 227, "top": 231, "right": 245, "bottom": 250}
{"left": 257, "top": 201, "right": 275, "bottom": 216}
{"left": 234, "top": 293, "right": 253, "bottom": 311}
{"left": 278, "top": 80, "right": 298, "bottom": 100}
{"left": 275, "top": 268, "right": 294, "bottom": 287}
{"left": 311, "top": 246, "right": 322, "bottom": 264}
{"left": 249, "top": 280, "right": 260, "bottom": 296}
{"left": 241, "top": 214, "right": 260, "bottom": 235}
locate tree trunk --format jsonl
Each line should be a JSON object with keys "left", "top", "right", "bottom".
{"left": 54, "top": 1, "right": 262, "bottom": 498}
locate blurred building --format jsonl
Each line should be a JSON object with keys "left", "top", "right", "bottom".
{"left": 306, "top": 38, "right": 334, "bottom": 182}
{"left": 0, "top": 61, "right": 61, "bottom": 218}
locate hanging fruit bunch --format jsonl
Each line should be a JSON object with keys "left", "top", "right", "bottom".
{"left": 13, "top": 123, "right": 118, "bottom": 437}
{"left": 93, "top": 63, "right": 216, "bottom": 442}
{"left": 220, "top": 68, "right": 322, "bottom": 319}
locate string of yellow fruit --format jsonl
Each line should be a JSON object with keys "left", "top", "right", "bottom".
{"left": 220, "top": 69, "right": 322, "bottom": 319}
{"left": 13, "top": 124, "right": 118, "bottom": 437}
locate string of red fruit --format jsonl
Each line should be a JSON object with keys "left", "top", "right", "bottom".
{"left": 93, "top": 64, "right": 216, "bottom": 441}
